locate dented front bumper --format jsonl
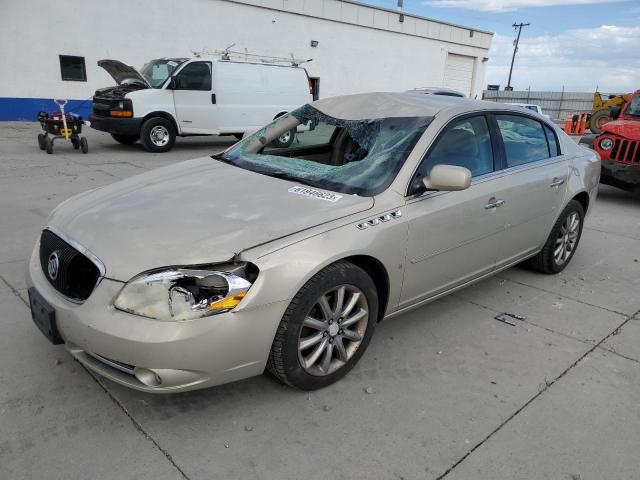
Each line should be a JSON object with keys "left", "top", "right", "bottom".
{"left": 26, "top": 245, "right": 289, "bottom": 393}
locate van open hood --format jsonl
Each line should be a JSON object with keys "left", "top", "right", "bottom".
{"left": 97, "top": 59, "right": 149, "bottom": 88}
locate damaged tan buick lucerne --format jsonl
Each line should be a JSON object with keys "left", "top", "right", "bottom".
{"left": 26, "top": 92, "right": 600, "bottom": 392}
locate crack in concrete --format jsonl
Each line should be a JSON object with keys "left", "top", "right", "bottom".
{"left": 584, "top": 225, "right": 640, "bottom": 243}
{"left": 435, "top": 307, "right": 640, "bottom": 480}
{"left": 596, "top": 345, "right": 640, "bottom": 366}
{"left": 9, "top": 293, "right": 192, "bottom": 480}
{"left": 0, "top": 274, "right": 28, "bottom": 307}
{"left": 494, "top": 274, "right": 629, "bottom": 317}
{"left": 80, "top": 366, "right": 192, "bottom": 480}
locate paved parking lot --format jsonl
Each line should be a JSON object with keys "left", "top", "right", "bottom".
{"left": 1, "top": 123, "right": 639, "bottom": 480}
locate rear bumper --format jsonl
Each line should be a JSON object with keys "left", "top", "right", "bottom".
{"left": 89, "top": 113, "right": 142, "bottom": 136}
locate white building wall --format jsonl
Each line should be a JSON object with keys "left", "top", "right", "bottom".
{"left": 0, "top": 0, "right": 492, "bottom": 119}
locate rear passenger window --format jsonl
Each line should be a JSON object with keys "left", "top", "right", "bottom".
{"left": 496, "top": 115, "right": 549, "bottom": 167}
{"left": 544, "top": 125, "right": 560, "bottom": 157}
{"left": 418, "top": 115, "right": 494, "bottom": 179}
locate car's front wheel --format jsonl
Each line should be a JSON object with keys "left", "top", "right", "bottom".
{"left": 529, "top": 200, "right": 585, "bottom": 274}
{"left": 141, "top": 117, "right": 176, "bottom": 153}
{"left": 267, "top": 261, "right": 378, "bottom": 390}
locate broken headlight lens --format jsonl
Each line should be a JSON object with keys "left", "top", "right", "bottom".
{"left": 113, "top": 264, "right": 256, "bottom": 322}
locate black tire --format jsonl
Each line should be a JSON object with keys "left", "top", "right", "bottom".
{"left": 45, "top": 137, "right": 53, "bottom": 154}
{"left": 267, "top": 261, "right": 378, "bottom": 390}
{"left": 80, "top": 137, "right": 88, "bottom": 154}
{"left": 141, "top": 117, "right": 176, "bottom": 153}
{"left": 589, "top": 109, "right": 610, "bottom": 134}
{"left": 111, "top": 133, "right": 139, "bottom": 145}
{"left": 37, "top": 133, "right": 46, "bottom": 150}
{"left": 269, "top": 128, "right": 295, "bottom": 148}
{"left": 529, "top": 200, "right": 585, "bottom": 274}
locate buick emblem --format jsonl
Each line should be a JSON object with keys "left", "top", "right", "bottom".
{"left": 48, "top": 251, "right": 60, "bottom": 281}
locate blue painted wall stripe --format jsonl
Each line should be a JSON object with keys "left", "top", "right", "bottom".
{"left": 0, "top": 97, "right": 93, "bottom": 121}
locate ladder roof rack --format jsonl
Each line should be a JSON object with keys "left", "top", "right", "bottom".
{"left": 192, "top": 45, "right": 312, "bottom": 67}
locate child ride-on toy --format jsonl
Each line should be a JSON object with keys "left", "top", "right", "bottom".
{"left": 37, "top": 99, "right": 88, "bottom": 154}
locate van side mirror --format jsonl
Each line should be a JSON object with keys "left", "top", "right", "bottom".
{"left": 610, "top": 106, "right": 622, "bottom": 120}
{"left": 423, "top": 165, "right": 472, "bottom": 191}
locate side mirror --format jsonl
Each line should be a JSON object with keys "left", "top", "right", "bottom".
{"left": 610, "top": 106, "right": 622, "bottom": 120}
{"left": 423, "top": 165, "right": 472, "bottom": 192}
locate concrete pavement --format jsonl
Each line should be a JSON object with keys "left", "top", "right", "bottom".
{"left": 1, "top": 123, "right": 639, "bottom": 479}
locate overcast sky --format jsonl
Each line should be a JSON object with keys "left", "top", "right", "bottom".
{"left": 362, "top": 0, "right": 640, "bottom": 92}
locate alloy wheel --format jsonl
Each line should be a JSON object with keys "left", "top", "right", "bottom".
{"left": 297, "top": 285, "right": 369, "bottom": 376}
{"left": 554, "top": 211, "right": 580, "bottom": 265}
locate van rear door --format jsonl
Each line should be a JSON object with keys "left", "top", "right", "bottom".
{"left": 171, "top": 61, "right": 218, "bottom": 134}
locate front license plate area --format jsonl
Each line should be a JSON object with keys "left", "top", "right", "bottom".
{"left": 28, "top": 287, "right": 64, "bottom": 344}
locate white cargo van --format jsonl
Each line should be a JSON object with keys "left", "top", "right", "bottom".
{"left": 89, "top": 57, "right": 313, "bottom": 152}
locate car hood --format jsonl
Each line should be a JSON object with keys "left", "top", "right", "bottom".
{"left": 97, "top": 59, "right": 150, "bottom": 88}
{"left": 601, "top": 119, "right": 640, "bottom": 140}
{"left": 46, "top": 157, "right": 374, "bottom": 281}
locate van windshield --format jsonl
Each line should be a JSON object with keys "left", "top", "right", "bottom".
{"left": 140, "top": 59, "right": 187, "bottom": 88}
{"left": 217, "top": 105, "right": 431, "bottom": 196}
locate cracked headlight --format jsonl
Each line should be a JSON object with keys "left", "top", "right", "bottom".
{"left": 113, "top": 263, "right": 257, "bottom": 321}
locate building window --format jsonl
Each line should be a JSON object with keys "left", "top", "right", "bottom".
{"left": 59, "top": 55, "right": 86, "bottom": 81}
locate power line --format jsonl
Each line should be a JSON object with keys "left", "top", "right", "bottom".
{"left": 506, "top": 22, "right": 530, "bottom": 90}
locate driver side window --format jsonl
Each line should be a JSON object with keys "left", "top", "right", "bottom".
{"left": 412, "top": 115, "right": 494, "bottom": 193}
{"left": 174, "top": 62, "right": 212, "bottom": 91}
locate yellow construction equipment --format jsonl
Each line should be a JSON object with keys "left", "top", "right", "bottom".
{"left": 590, "top": 91, "right": 633, "bottom": 133}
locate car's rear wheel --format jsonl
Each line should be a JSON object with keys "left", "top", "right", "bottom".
{"left": 529, "top": 200, "right": 584, "bottom": 274}
{"left": 267, "top": 261, "right": 378, "bottom": 390}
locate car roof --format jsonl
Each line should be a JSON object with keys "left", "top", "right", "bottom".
{"left": 311, "top": 92, "right": 521, "bottom": 120}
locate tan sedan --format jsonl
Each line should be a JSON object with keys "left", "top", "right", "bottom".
{"left": 27, "top": 93, "right": 600, "bottom": 392}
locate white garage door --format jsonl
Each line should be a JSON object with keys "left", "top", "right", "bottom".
{"left": 443, "top": 53, "right": 475, "bottom": 97}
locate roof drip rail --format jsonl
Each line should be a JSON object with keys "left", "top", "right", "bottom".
{"left": 192, "top": 45, "right": 313, "bottom": 67}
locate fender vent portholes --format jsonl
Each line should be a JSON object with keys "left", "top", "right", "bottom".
{"left": 357, "top": 210, "right": 402, "bottom": 230}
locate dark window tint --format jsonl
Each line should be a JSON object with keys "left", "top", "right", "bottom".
{"left": 544, "top": 125, "right": 560, "bottom": 157}
{"left": 59, "top": 55, "right": 86, "bottom": 81}
{"left": 175, "top": 62, "right": 211, "bottom": 90}
{"left": 417, "top": 115, "right": 494, "bottom": 180}
{"left": 497, "top": 115, "right": 549, "bottom": 167}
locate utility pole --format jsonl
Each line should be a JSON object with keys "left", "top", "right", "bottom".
{"left": 506, "top": 22, "right": 530, "bottom": 90}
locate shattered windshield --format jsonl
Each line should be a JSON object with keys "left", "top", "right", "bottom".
{"left": 218, "top": 105, "right": 431, "bottom": 196}
{"left": 626, "top": 95, "right": 640, "bottom": 117}
{"left": 140, "top": 59, "right": 185, "bottom": 88}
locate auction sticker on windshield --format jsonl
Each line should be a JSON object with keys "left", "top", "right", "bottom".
{"left": 288, "top": 186, "right": 343, "bottom": 202}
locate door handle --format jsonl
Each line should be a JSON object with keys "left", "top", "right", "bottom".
{"left": 550, "top": 177, "right": 565, "bottom": 188}
{"left": 485, "top": 198, "right": 506, "bottom": 210}
{"left": 211, "top": 93, "right": 217, "bottom": 104}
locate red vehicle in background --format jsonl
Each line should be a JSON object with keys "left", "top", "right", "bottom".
{"left": 593, "top": 90, "right": 640, "bottom": 194}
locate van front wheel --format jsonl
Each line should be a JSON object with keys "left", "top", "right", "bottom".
{"left": 141, "top": 118, "right": 176, "bottom": 153}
